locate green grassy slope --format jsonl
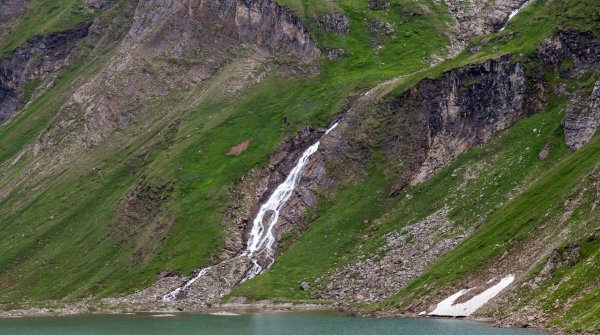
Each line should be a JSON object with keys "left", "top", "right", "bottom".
{"left": 0, "top": 0, "right": 597, "bottom": 331}
{"left": 0, "top": 0, "right": 453, "bottom": 301}
{"left": 229, "top": 0, "right": 600, "bottom": 330}
{"left": 0, "top": 0, "right": 98, "bottom": 57}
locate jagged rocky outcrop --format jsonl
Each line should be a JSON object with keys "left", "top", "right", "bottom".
{"left": 316, "top": 54, "right": 531, "bottom": 192}
{"left": 0, "top": 24, "right": 91, "bottom": 121}
{"left": 535, "top": 29, "right": 600, "bottom": 72}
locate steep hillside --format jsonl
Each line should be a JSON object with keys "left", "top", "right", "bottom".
{"left": 0, "top": 0, "right": 454, "bottom": 302}
{"left": 0, "top": 0, "right": 598, "bottom": 333}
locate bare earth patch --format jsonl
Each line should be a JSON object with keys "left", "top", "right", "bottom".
{"left": 227, "top": 139, "right": 252, "bottom": 156}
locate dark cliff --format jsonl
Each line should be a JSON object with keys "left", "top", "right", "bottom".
{"left": 0, "top": 24, "right": 90, "bottom": 121}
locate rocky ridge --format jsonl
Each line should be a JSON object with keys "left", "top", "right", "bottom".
{"left": 33, "top": 0, "right": 320, "bottom": 154}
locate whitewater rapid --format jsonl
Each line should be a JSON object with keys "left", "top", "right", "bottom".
{"left": 162, "top": 122, "right": 339, "bottom": 301}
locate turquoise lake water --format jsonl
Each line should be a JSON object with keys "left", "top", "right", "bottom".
{"left": 0, "top": 312, "right": 546, "bottom": 335}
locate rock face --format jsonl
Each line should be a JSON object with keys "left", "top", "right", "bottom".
{"left": 407, "top": 55, "right": 529, "bottom": 184}
{"left": 318, "top": 208, "right": 472, "bottom": 302}
{"left": 325, "top": 55, "right": 530, "bottom": 189}
{"left": 128, "top": 0, "right": 320, "bottom": 62}
{"left": 0, "top": 24, "right": 91, "bottom": 121}
{"left": 536, "top": 30, "right": 600, "bottom": 150}
{"left": 564, "top": 81, "right": 600, "bottom": 150}
{"left": 535, "top": 30, "right": 600, "bottom": 72}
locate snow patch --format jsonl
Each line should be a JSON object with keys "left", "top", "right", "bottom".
{"left": 209, "top": 311, "right": 240, "bottom": 316}
{"left": 429, "top": 274, "right": 515, "bottom": 317}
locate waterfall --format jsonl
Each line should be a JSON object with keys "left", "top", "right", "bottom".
{"left": 241, "top": 122, "right": 339, "bottom": 281}
{"left": 499, "top": 0, "right": 530, "bottom": 32}
{"left": 162, "top": 122, "right": 339, "bottom": 301}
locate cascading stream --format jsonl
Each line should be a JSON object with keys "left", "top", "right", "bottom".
{"left": 241, "top": 122, "right": 339, "bottom": 281}
{"left": 499, "top": 0, "right": 530, "bottom": 32}
{"left": 162, "top": 122, "right": 339, "bottom": 301}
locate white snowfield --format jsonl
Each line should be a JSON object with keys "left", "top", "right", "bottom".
{"left": 428, "top": 274, "right": 515, "bottom": 317}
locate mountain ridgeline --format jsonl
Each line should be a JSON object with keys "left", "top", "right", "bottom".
{"left": 0, "top": 0, "right": 598, "bottom": 333}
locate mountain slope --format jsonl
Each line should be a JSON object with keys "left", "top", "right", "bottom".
{"left": 0, "top": 0, "right": 598, "bottom": 333}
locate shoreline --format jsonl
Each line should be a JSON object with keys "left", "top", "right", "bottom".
{"left": 0, "top": 300, "right": 591, "bottom": 335}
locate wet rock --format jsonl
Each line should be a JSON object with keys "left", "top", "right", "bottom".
{"left": 315, "top": 12, "right": 350, "bottom": 35}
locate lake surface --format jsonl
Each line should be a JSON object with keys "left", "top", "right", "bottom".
{"left": 0, "top": 312, "right": 545, "bottom": 335}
